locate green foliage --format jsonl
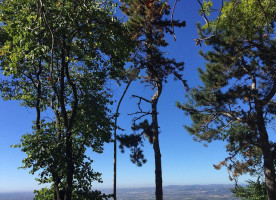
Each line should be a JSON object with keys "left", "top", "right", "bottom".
{"left": 118, "top": 0, "right": 186, "bottom": 166}
{"left": 199, "top": 0, "right": 214, "bottom": 16}
{"left": 217, "top": 0, "right": 276, "bottom": 38}
{"left": 33, "top": 186, "right": 112, "bottom": 200}
{"left": 132, "top": 119, "right": 153, "bottom": 144}
{"left": 0, "top": 0, "right": 132, "bottom": 198}
{"left": 34, "top": 187, "right": 55, "bottom": 200}
{"left": 231, "top": 179, "right": 267, "bottom": 200}
{"left": 178, "top": 0, "right": 276, "bottom": 179}
{"left": 120, "top": 0, "right": 186, "bottom": 84}
{"left": 117, "top": 120, "right": 153, "bottom": 166}
{"left": 15, "top": 120, "right": 106, "bottom": 190}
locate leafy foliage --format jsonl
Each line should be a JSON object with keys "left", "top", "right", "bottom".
{"left": 178, "top": 0, "right": 276, "bottom": 198}
{"left": 33, "top": 186, "right": 112, "bottom": 200}
{"left": 231, "top": 179, "right": 267, "bottom": 200}
{"left": 0, "top": 0, "right": 131, "bottom": 199}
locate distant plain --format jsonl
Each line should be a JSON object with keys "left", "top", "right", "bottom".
{"left": 0, "top": 184, "right": 238, "bottom": 200}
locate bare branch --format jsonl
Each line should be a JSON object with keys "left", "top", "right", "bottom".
{"left": 129, "top": 111, "right": 152, "bottom": 123}
{"left": 197, "top": 0, "right": 210, "bottom": 27}
{"left": 216, "top": 119, "right": 234, "bottom": 134}
{"left": 170, "top": 0, "right": 179, "bottom": 41}
{"left": 194, "top": 0, "right": 224, "bottom": 44}
{"left": 128, "top": 111, "right": 152, "bottom": 116}
{"left": 173, "top": 71, "right": 189, "bottom": 91}
{"left": 132, "top": 95, "right": 152, "bottom": 103}
{"left": 221, "top": 112, "right": 243, "bottom": 122}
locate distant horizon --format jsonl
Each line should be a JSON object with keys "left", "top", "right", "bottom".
{"left": 0, "top": 183, "right": 244, "bottom": 193}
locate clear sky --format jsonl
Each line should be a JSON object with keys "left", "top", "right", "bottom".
{"left": 0, "top": 0, "right": 253, "bottom": 193}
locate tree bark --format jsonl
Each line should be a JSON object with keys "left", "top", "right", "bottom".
{"left": 35, "top": 61, "right": 42, "bottom": 131}
{"left": 256, "top": 106, "right": 276, "bottom": 200}
{"left": 60, "top": 47, "right": 74, "bottom": 200}
{"left": 151, "top": 81, "right": 163, "bottom": 200}
{"left": 64, "top": 134, "right": 74, "bottom": 200}
{"left": 54, "top": 178, "right": 64, "bottom": 200}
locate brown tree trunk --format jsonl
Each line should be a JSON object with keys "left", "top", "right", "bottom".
{"left": 35, "top": 61, "right": 42, "bottom": 131}
{"left": 64, "top": 134, "right": 74, "bottom": 200}
{"left": 54, "top": 179, "right": 64, "bottom": 200}
{"left": 54, "top": 184, "right": 59, "bottom": 200}
{"left": 151, "top": 81, "right": 163, "bottom": 200}
{"left": 60, "top": 44, "right": 77, "bottom": 200}
{"left": 262, "top": 146, "right": 276, "bottom": 200}
{"left": 256, "top": 106, "right": 276, "bottom": 200}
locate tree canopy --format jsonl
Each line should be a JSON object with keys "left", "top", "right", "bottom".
{"left": 178, "top": 0, "right": 276, "bottom": 199}
{"left": 0, "top": 0, "right": 131, "bottom": 199}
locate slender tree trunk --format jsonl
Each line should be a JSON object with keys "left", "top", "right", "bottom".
{"left": 256, "top": 106, "right": 276, "bottom": 200}
{"left": 54, "top": 179, "right": 64, "bottom": 200}
{"left": 113, "top": 81, "right": 132, "bottom": 200}
{"left": 60, "top": 44, "right": 76, "bottom": 200}
{"left": 35, "top": 60, "right": 42, "bottom": 130}
{"left": 65, "top": 133, "right": 74, "bottom": 200}
{"left": 113, "top": 135, "right": 117, "bottom": 200}
{"left": 151, "top": 81, "right": 163, "bottom": 200}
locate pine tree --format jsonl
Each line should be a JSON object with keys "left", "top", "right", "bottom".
{"left": 178, "top": 1, "right": 276, "bottom": 199}
{"left": 117, "top": 0, "right": 186, "bottom": 199}
{"left": 231, "top": 178, "right": 267, "bottom": 200}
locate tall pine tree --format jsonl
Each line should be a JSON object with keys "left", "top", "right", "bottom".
{"left": 178, "top": 1, "right": 276, "bottom": 199}
{"left": 117, "top": 0, "right": 185, "bottom": 199}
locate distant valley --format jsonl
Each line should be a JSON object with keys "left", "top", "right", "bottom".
{"left": 0, "top": 184, "right": 238, "bottom": 200}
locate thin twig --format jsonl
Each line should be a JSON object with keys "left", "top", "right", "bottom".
{"left": 173, "top": 71, "right": 189, "bottom": 91}
{"left": 197, "top": 0, "right": 210, "bottom": 27}
{"left": 215, "top": 0, "right": 224, "bottom": 35}
{"left": 131, "top": 112, "right": 152, "bottom": 123}
{"left": 128, "top": 110, "right": 152, "bottom": 116}
{"left": 132, "top": 95, "right": 152, "bottom": 103}
{"left": 171, "top": 0, "right": 179, "bottom": 41}
{"left": 194, "top": 0, "right": 224, "bottom": 44}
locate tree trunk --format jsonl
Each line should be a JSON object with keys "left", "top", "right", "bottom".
{"left": 60, "top": 45, "right": 75, "bottom": 200}
{"left": 54, "top": 181, "right": 64, "bottom": 200}
{"left": 262, "top": 146, "right": 276, "bottom": 200}
{"left": 256, "top": 106, "right": 276, "bottom": 200}
{"left": 113, "top": 137, "right": 117, "bottom": 200}
{"left": 64, "top": 134, "right": 74, "bottom": 200}
{"left": 113, "top": 81, "right": 132, "bottom": 200}
{"left": 151, "top": 81, "right": 163, "bottom": 200}
{"left": 152, "top": 129, "right": 163, "bottom": 200}
{"left": 35, "top": 61, "right": 42, "bottom": 131}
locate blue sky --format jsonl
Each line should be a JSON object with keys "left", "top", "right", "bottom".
{"left": 0, "top": 0, "right": 253, "bottom": 193}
